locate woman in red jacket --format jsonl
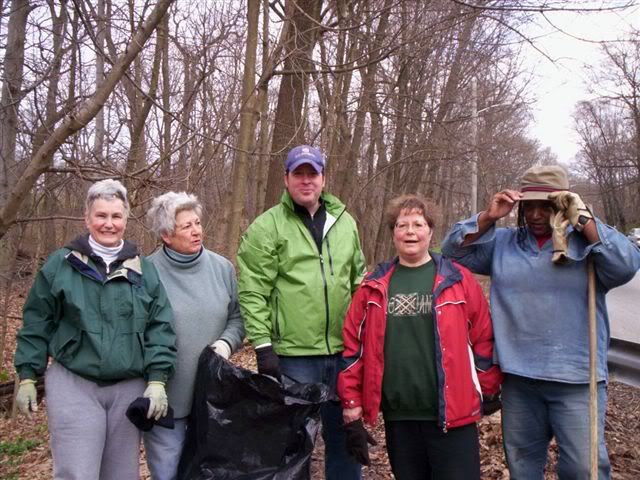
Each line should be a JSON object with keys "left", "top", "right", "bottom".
{"left": 337, "top": 195, "right": 503, "bottom": 480}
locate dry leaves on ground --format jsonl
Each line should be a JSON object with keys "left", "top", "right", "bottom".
{"left": 1, "top": 279, "right": 639, "bottom": 479}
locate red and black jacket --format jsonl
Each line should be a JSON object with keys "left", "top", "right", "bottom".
{"left": 337, "top": 253, "right": 503, "bottom": 429}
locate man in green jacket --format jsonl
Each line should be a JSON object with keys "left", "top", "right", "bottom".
{"left": 238, "top": 145, "right": 366, "bottom": 479}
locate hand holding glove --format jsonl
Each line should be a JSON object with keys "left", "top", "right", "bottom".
{"left": 143, "top": 381, "right": 168, "bottom": 420}
{"left": 255, "top": 345, "right": 281, "bottom": 380}
{"left": 211, "top": 339, "right": 231, "bottom": 359}
{"left": 550, "top": 210, "right": 570, "bottom": 265}
{"left": 482, "top": 393, "right": 502, "bottom": 416}
{"left": 16, "top": 379, "right": 38, "bottom": 416}
{"left": 343, "top": 419, "right": 378, "bottom": 466}
{"left": 548, "top": 191, "right": 593, "bottom": 232}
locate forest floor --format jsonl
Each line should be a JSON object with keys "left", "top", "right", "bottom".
{"left": 1, "top": 279, "right": 639, "bottom": 479}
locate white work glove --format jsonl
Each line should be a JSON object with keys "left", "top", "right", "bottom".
{"left": 143, "top": 381, "right": 168, "bottom": 420}
{"left": 550, "top": 211, "right": 570, "bottom": 265}
{"left": 16, "top": 379, "right": 38, "bottom": 416}
{"left": 211, "top": 339, "right": 231, "bottom": 359}
{"left": 548, "top": 191, "right": 593, "bottom": 232}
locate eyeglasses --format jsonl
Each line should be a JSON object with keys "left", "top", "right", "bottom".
{"left": 394, "top": 222, "right": 428, "bottom": 232}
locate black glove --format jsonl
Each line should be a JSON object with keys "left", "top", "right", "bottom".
{"left": 255, "top": 345, "right": 281, "bottom": 380}
{"left": 343, "top": 419, "right": 378, "bottom": 466}
{"left": 482, "top": 393, "right": 502, "bottom": 416}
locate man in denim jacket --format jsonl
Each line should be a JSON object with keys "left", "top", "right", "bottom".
{"left": 442, "top": 165, "right": 640, "bottom": 479}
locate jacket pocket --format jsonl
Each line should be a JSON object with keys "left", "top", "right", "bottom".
{"left": 49, "top": 322, "right": 81, "bottom": 364}
{"left": 123, "top": 286, "right": 152, "bottom": 333}
{"left": 103, "top": 331, "right": 145, "bottom": 380}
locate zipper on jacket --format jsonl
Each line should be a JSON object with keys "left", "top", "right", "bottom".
{"left": 326, "top": 237, "right": 335, "bottom": 276}
{"left": 274, "top": 296, "right": 281, "bottom": 340}
{"left": 432, "top": 284, "right": 448, "bottom": 432}
{"left": 319, "top": 254, "right": 331, "bottom": 353}
{"left": 293, "top": 204, "right": 345, "bottom": 355}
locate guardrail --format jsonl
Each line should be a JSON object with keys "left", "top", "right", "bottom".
{"left": 608, "top": 337, "right": 640, "bottom": 388}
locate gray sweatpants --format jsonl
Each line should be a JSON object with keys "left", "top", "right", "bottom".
{"left": 45, "top": 362, "right": 145, "bottom": 480}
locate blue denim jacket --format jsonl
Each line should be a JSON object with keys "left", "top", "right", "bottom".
{"left": 441, "top": 215, "right": 640, "bottom": 383}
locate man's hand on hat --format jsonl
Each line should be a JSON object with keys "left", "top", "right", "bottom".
{"left": 485, "top": 189, "right": 522, "bottom": 222}
{"left": 548, "top": 191, "right": 593, "bottom": 232}
{"left": 143, "top": 381, "right": 168, "bottom": 420}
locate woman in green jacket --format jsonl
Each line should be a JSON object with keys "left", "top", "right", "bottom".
{"left": 14, "top": 179, "right": 176, "bottom": 480}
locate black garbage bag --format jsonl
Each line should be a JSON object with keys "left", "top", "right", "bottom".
{"left": 177, "top": 347, "right": 331, "bottom": 480}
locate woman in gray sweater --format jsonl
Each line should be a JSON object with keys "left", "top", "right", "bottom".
{"left": 143, "top": 192, "right": 245, "bottom": 480}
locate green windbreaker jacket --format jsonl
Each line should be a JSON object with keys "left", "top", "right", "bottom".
{"left": 237, "top": 191, "right": 366, "bottom": 356}
{"left": 15, "top": 235, "right": 176, "bottom": 383}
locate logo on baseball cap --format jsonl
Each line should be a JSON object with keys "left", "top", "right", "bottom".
{"left": 285, "top": 145, "right": 325, "bottom": 173}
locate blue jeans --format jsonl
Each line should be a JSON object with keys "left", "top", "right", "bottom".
{"left": 502, "top": 374, "right": 611, "bottom": 480}
{"left": 143, "top": 418, "right": 188, "bottom": 480}
{"left": 279, "top": 354, "right": 362, "bottom": 480}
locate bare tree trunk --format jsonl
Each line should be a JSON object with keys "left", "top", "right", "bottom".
{"left": 94, "top": 0, "right": 106, "bottom": 164}
{"left": 0, "top": 0, "right": 33, "bottom": 205}
{"left": 373, "top": 61, "right": 409, "bottom": 262}
{"left": 406, "top": 6, "right": 482, "bottom": 194}
{"left": 160, "top": 13, "right": 172, "bottom": 177}
{"left": 40, "top": 0, "right": 68, "bottom": 253}
{"left": 252, "top": 0, "right": 271, "bottom": 217}
{"left": 176, "top": 54, "right": 195, "bottom": 190}
{"left": 335, "top": 0, "right": 392, "bottom": 202}
{"left": 225, "top": 0, "right": 260, "bottom": 257}
{"left": 0, "top": 0, "right": 176, "bottom": 239}
{"left": 263, "top": 0, "right": 322, "bottom": 208}
{"left": 125, "top": 21, "right": 164, "bottom": 201}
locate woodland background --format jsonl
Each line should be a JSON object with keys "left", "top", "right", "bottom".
{"left": 1, "top": 0, "right": 640, "bottom": 477}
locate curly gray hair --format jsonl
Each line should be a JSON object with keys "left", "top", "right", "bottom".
{"left": 85, "top": 179, "right": 130, "bottom": 217}
{"left": 147, "top": 191, "right": 202, "bottom": 237}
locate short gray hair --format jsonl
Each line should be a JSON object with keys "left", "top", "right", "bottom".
{"left": 85, "top": 179, "right": 129, "bottom": 217}
{"left": 147, "top": 191, "right": 202, "bottom": 237}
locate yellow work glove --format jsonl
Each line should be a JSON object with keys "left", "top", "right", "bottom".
{"left": 143, "top": 381, "right": 168, "bottom": 420}
{"left": 16, "top": 379, "right": 38, "bottom": 416}
{"left": 548, "top": 191, "right": 593, "bottom": 232}
{"left": 550, "top": 211, "right": 570, "bottom": 264}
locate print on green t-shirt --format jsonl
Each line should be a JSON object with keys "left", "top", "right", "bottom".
{"left": 381, "top": 260, "right": 438, "bottom": 421}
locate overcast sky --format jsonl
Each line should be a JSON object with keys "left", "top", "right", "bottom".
{"left": 521, "top": 2, "right": 639, "bottom": 166}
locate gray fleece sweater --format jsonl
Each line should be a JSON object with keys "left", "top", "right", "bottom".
{"left": 149, "top": 246, "right": 245, "bottom": 417}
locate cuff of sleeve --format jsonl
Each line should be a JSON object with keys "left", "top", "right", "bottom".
{"left": 254, "top": 340, "right": 272, "bottom": 349}
{"left": 212, "top": 339, "right": 232, "bottom": 359}
{"left": 462, "top": 213, "right": 495, "bottom": 243}
{"left": 342, "top": 398, "right": 362, "bottom": 409}
{"left": 17, "top": 367, "right": 37, "bottom": 381}
{"left": 147, "top": 370, "right": 169, "bottom": 383}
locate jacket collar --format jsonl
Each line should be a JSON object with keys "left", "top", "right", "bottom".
{"left": 64, "top": 234, "right": 142, "bottom": 285}
{"left": 280, "top": 190, "right": 346, "bottom": 218}
{"left": 66, "top": 233, "right": 139, "bottom": 260}
{"left": 362, "top": 252, "right": 463, "bottom": 297}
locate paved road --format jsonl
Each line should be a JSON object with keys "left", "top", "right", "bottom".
{"left": 607, "top": 271, "right": 640, "bottom": 344}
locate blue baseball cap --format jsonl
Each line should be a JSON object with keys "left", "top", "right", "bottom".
{"left": 285, "top": 145, "right": 325, "bottom": 173}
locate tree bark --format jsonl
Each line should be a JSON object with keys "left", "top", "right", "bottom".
{"left": 0, "top": 0, "right": 176, "bottom": 239}
{"left": 263, "top": 0, "right": 322, "bottom": 208}
{"left": 225, "top": 0, "right": 260, "bottom": 257}
{"left": 0, "top": 0, "right": 33, "bottom": 205}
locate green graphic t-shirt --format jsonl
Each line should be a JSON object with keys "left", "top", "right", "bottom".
{"left": 381, "top": 260, "right": 437, "bottom": 420}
